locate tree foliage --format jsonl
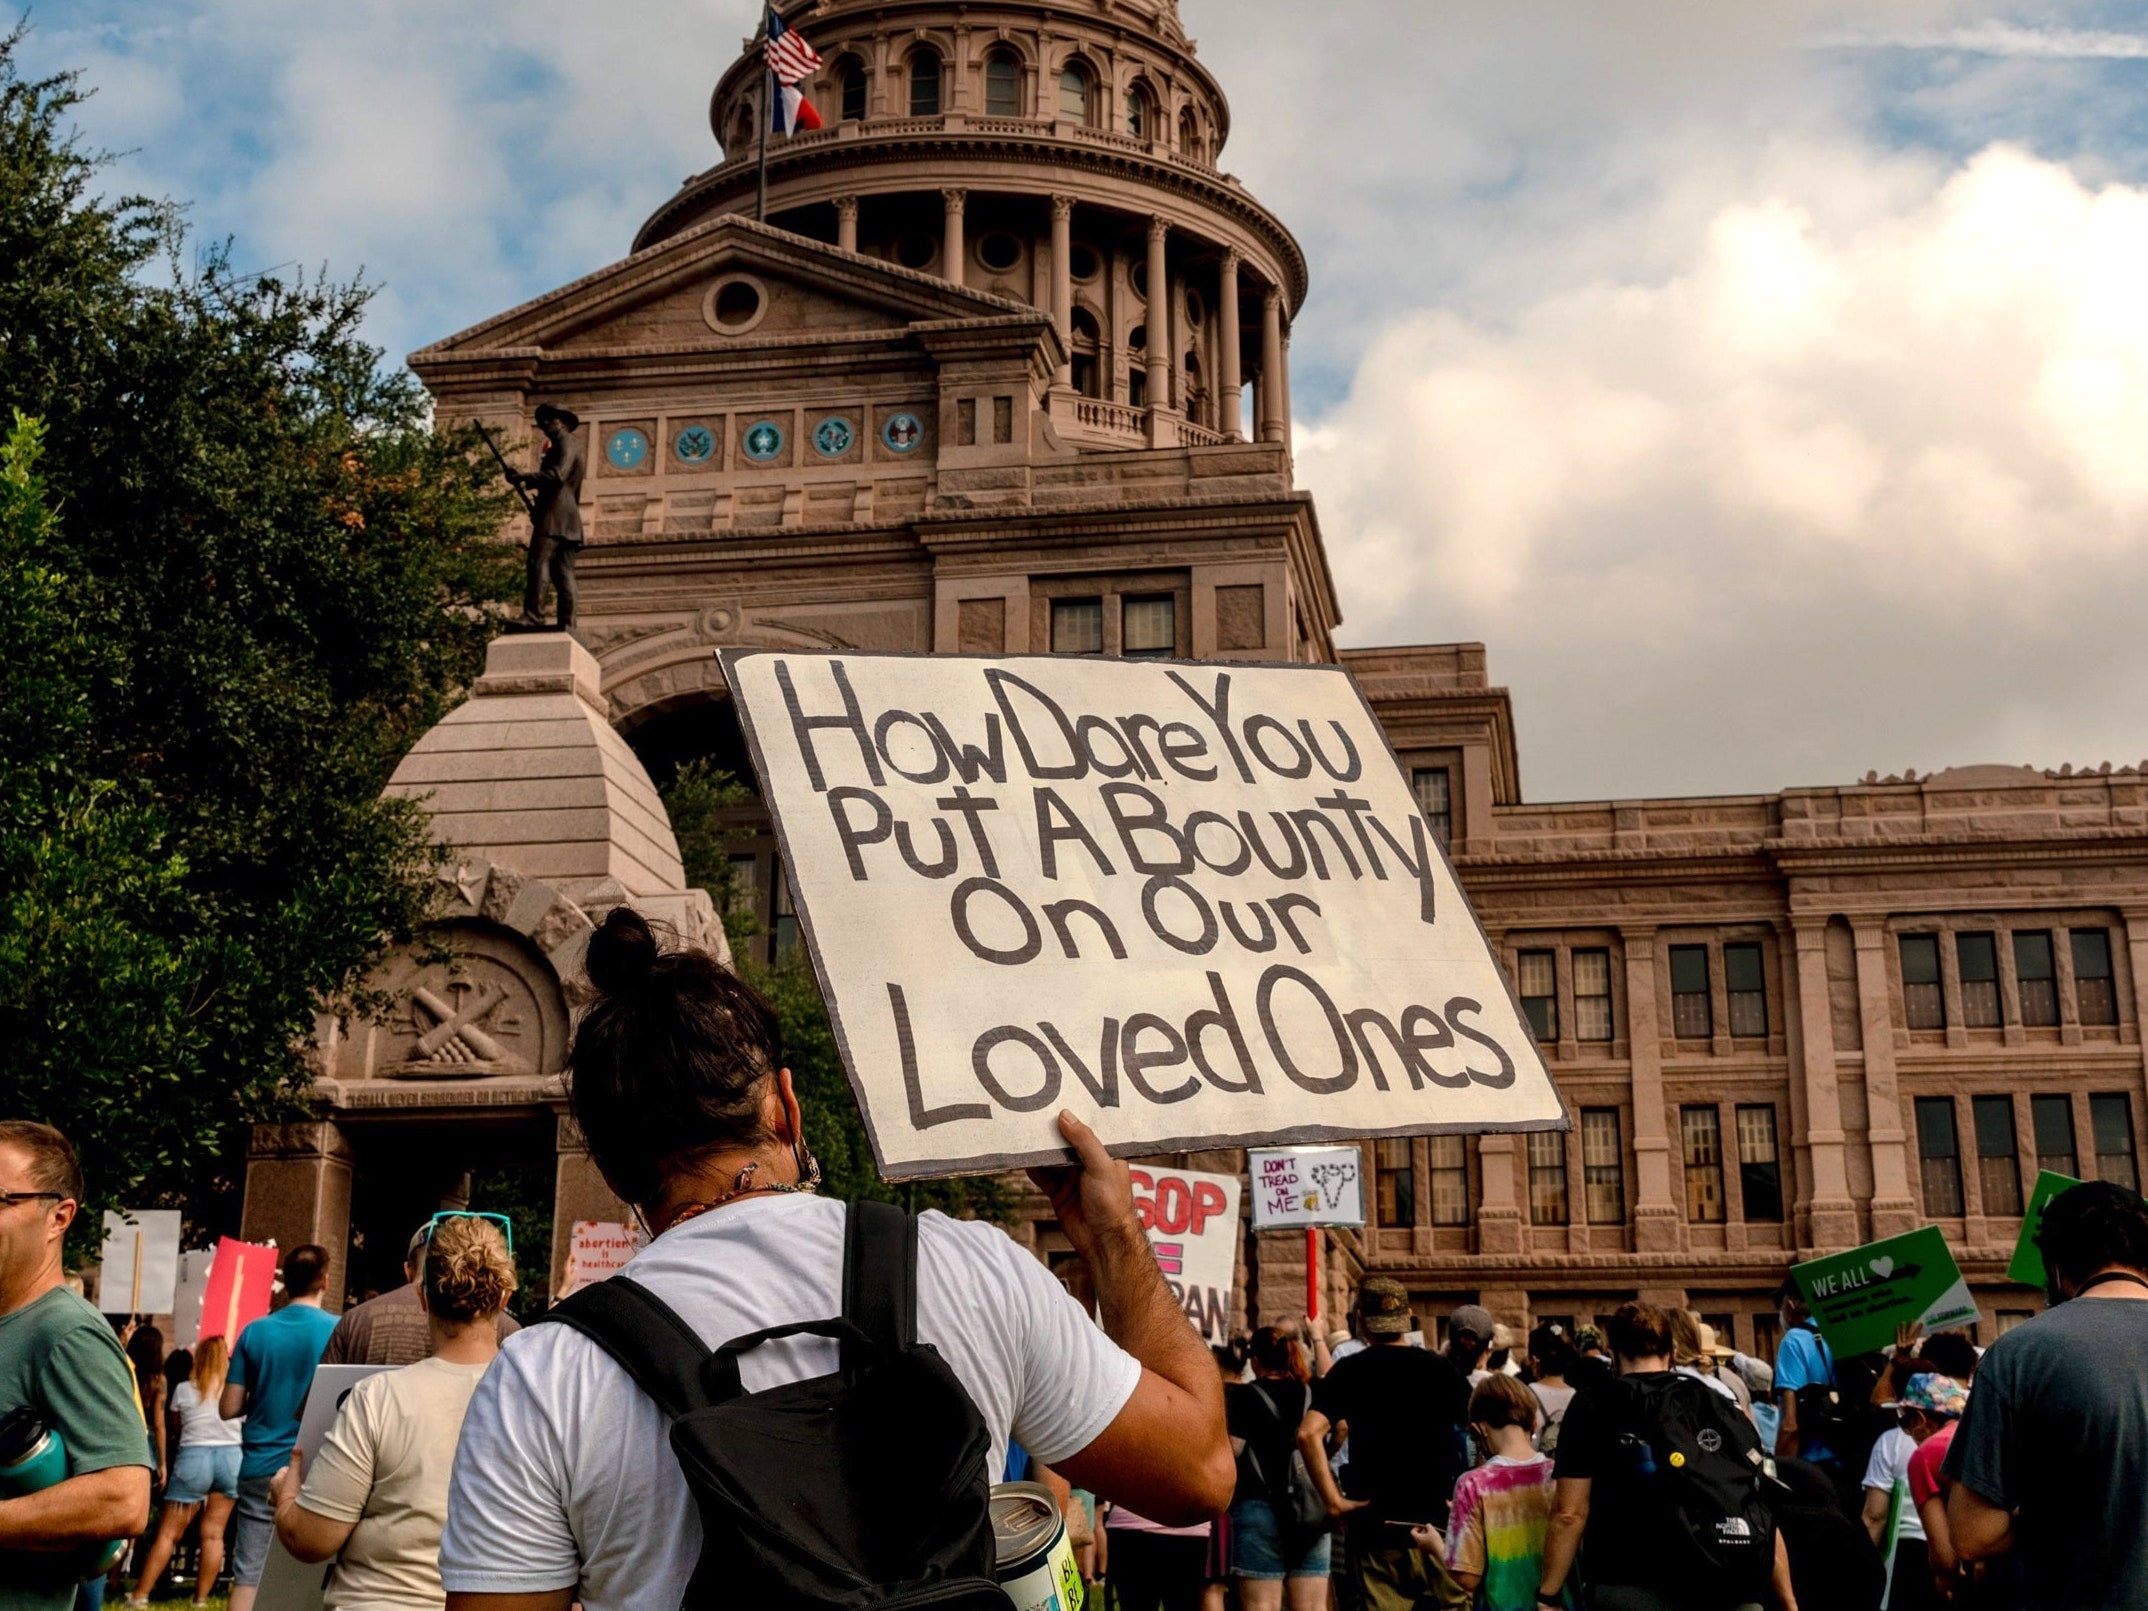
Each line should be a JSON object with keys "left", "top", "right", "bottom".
{"left": 0, "top": 35, "right": 517, "bottom": 1245}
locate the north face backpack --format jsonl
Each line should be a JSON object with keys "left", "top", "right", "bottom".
{"left": 540, "top": 1200, "right": 1007, "bottom": 1610}
{"left": 1617, "top": 1372, "right": 1781, "bottom": 1604}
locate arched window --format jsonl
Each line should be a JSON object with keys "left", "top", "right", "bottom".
{"left": 1071, "top": 307, "right": 1102, "bottom": 398}
{"left": 984, "top": 52, "right": 1021, "bottom": 118}
{"left": 838, "top": 57, "right": 868, "bottom": 122}
{"left": 909, "top": 50, "right": 943, "bottom": 117}
{"left": 1178, "top": 107, "right": 1202, "bottom": 161}
{"left": 1058, "top": 62, "right": 1092, "bottom": 123}
{"left": 728, "top": 105, "right": 756, "bottom": 156}
{"left": 1127, "top": 84, "right": 1155, "bottom": 140}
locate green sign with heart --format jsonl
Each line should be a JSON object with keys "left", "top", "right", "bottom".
{"left": 1791, "top": 1225, "right": 1982, "bottom": 1357}
{"left": 2004, "top": 1170, "right": 2083, "bottom": 1291}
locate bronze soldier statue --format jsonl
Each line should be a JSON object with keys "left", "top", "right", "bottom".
{"left": 509, "top": 404, "right": 585, "bottom": 631}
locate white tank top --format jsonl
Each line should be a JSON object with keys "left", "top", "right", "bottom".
{"left": 172, "top": 1380, "right": 244, "bottom": 1448}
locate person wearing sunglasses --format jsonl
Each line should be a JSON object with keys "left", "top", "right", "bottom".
{"left": 0, "top": 1120, "right": 154, "bottom": 1611}
{"left": 322, "top": 1217, "right": 521, "bottom": 1369}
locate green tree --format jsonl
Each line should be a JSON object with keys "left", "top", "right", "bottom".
{"left": 662, "top": 763, "right": 1006, "bottom": 1221}
{"left": 0, "top": 37, "right": 517, "bottom": 1243}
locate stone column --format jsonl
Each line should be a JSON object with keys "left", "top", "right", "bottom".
{"left": 2120, "top": 908, "right": 2148, "bottom": 1114}
{"left": 1622, "top": 929, "right": 1683, "bottom": 1252}
{"left": 1279, "top": 323, "right": 1295, "bottom": 453}
{"left": 1169, "top": 267, "right": 1189, "bottom": 413}
{"left": 1852, "top": 919, "right": 1919, "bottom": 1237}
{"left": 835, "top": 195, "right": 860, "bottom": 254}
{"left": 1050, "top": 195, "right": 1074, "bottom": 390}
{"left": 1260, "top": 288, "right": 1285, "bottom": 444}
{"left": 1144, "top": 217, "right": 1170, "bottom": 412}
{"left": 1219, "top": 251, "right": 1242, "bottom": 439}
{"left": 870, "top": 33, "right": 891, "bottom": 118}
{"left": 240, "top": 1122, "right": 356, "bottom": 1310}
{"left": 550, "top": 1112, "right": 633, "bottom": 1304}
{"left": 1477, "top": 1135, "right": 1526, "bottom": 1256}
{"left": 943, "top": 188, "right": 968, "bottom": 289}
{"left": 1790, "top": 917, "right": 1860, "bottom": 1248}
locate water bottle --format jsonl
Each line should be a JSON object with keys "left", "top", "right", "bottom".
{"left": 0, "top": 1408, "right": 128, "bottom": 1576}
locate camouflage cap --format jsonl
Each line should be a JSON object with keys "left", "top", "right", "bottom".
{"left": 1358, "top": 1276, "right": 1412, "bottom": 1336}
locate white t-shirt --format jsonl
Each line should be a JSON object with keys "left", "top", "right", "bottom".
{"left": 171, "top": 1381, "right": 243, "bottom": 1448}
{"left": 1862, "top": 1425, "right": 1925, "bottom": 1541}
{"left": 439, "top": 1195, "right": 1140, "bottom": 1610}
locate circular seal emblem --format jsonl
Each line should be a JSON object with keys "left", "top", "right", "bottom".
{"left": 1696, "top": 1428, "right": 1723, "bottom": 1454}
{"left": 605, "top": 427, "right": 649, "bottom": 470}
{"left": 882, "top": 412, "right": 923, "bottom": 454}
{"left": 743, "top": 421, "right": 784, "bottom": 462}
{"left": 813, "top": 417, "right": 855, "bottom": 458}
{"left": 673, "top": 425, "right": 715, "bottom": 465}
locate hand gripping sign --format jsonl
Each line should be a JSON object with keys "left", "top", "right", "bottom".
{"left": 723, "top": 651, "right": 1567, "bottom": 1177}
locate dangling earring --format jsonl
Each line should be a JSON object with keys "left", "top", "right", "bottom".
{"left": 794, "top": 1137, "right": 823, "bottom": 1192}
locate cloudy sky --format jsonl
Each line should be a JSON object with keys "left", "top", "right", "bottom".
{"left": 23, "top": 1, "right": 2148, "bottom": 801}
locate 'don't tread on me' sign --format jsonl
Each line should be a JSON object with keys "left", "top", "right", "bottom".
{"left": 723, "top": 650, "right": 1567, "bottom": 1179}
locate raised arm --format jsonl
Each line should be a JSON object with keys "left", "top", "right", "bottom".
{"left": 1030, "top": 1112, "right": 1234, "bottom": 1524}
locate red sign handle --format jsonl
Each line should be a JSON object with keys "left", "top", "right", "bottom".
{"left": 1306, "top": 1226, "right": 1320, "bottom": 1323}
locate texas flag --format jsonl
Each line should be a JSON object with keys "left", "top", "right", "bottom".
{"left": 765, "top": 7, "right": 824, "bottom": 135}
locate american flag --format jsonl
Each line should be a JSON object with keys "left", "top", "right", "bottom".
{"left": 763, "top": 8, "right": 823, "bottom": 86}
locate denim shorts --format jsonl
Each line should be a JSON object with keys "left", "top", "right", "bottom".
{"left": 231, "top": 1473, "right": 277, "bottom": 1587}
{"left": 164, "top": 1444, "right": 241, "bottom": 1504}
{"left": 1229, "top": 1496, "right": 1332, "bottom": 1580}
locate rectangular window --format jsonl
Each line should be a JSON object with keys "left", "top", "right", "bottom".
{"left": 1973, "top": 1095, "right": 2023, "bottom": 1216}
{"left": 1518, "top": 950, "right": 1558, "bottom": 1042}
{"left": 2032, "top": 1093, "right": 2078, "bottom": 1178}
{"left": 2074, "top": 929, "right": 2118, "bottom": 1027}
{"left": 1050, "top": 598, "right": 1104, "bottom": 654}
{"left": 1429, "top": 1134, "right": 1470, "bottom": 1226}
{"left": 1582, "top": 1108, "right": 1625, "bottom": 1224}
{"left": 1917, "top": 1098, "right": 1965, "bottom": 1217}
{"left": 1725, "top": 942, "right": 1767, "bottom": 1037}
{"left": 1736, "top": 1104, "right": 1784, "bottom": 1222}
{"left": 1412, "top": 767, "right": 1453, "bottom": 852}
{"left": 770, "top": 859, "right": 800, "bottom": 966}
{"left": 726, "top": 853, "right": 760, "bottom": 922}
{"left": 1681, "top": 1106, "right": 1727, "bottom": 1224}
{"left": 2015, "top": 931, "right": 2059, "bottom": 1027}
{"left": 2091, "top": 1094, "right": 2139, "bottom": 1194}
{"left": 1121, "top": 595, "right": 1177, "bottom": 659}
{"left": 1900, "top": 935, "right": 1945, "bottom": 1030}
{"left": 1573, "top": 949, "right": 1614, "bottom": 1043}
{"left": 1375, "top": 1138, "right": 1416, "bottom": 1228}
{"left": 1670, "top": 945, "right": 1713, "bottom": 1039}
{"left": 1957, "top": 932, "right": 2002, "bottom": 1029}
{"left": 1527, "top": 1130, "right": 1569, "bottom": 1226}
{"left": 1994, "top": 1311, "right": 2034, "bottom": 1337}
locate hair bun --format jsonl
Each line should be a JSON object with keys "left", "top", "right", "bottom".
{"left": 585, "top": 906, "right": 661, "bottom": 995}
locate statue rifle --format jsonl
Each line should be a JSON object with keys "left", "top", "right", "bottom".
{"left": 475, "top": 422, "right": 539, "bottom": 520}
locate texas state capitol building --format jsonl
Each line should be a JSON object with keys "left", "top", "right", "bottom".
{"left": 333, "top": 0, "right": 2148, "bottom": 1353}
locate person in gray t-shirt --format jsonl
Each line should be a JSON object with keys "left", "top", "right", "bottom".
{"left": 1947, "top": 1180, "right": 2148, "bottom": 1609}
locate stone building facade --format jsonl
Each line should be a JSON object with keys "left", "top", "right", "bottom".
{"left": 246, "top": 0, "right": 2148, "bottom": 1339}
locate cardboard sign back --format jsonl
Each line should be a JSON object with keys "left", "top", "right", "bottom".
{"left": 723, "top": 651, "right": 1566, "bottom": 1179}
{"left": 97, "top": 1210, "right": 182, "bottom": 1316}
{"left": 196, "top": 1237, "right": 278, "bottom": 1343}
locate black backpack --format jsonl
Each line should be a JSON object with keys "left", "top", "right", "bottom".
{"left": 1616, "top": 1373, "right": 1781, "bottom": 1603}
{"left": 1242, "top": 1381, "right": 1330, "bottom": 1557}
{"left": 540, "top": 1200, "right": 1006, "bottom": 1611}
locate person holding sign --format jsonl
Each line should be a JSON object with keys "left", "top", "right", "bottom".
{"left": 1945, "top": 1181, "right": 2148, "bottom": 1610}
{"left": 0, "top": 1122, "right": 154, "bottom": 1611}
{"left": 437, "top": 909, "right": 1234, "bottom": 1611}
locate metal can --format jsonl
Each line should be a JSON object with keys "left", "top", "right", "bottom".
{"left": 990, "top": 1481, "right": 1083, "bottom": 1611}
{"left": 0, "top": 1409, "right": 66, "bottom": 1497}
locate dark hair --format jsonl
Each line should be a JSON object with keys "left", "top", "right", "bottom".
{"left": 1887, "top": 1352, "right": 1937, "bottom": 1397}
{"left": 570, "top": 907, "right": 786, "bottom": 1207}
{"left": 1528, "top": 1324, "right": 1579, "bottom": 1377}
{"left": 126, "top": 1324, "right": 165, "bottom": 1410}
{"left": 1249, "top": 1325, "right": 1310, "bottom": 1383}
{"left": 1607, "top": 1301, "right": 1675, "bottom": 1362}
{"left": 163, "top": 1348, "right": 193, "bottom": 1390}
{"left": 283, "top": 1243, "right": 331, "bottom": 1299}
{"left": 2037, "top": 1180, "right": 2148, "bottom": 1292}
{"left": 0, "top": 1120, "right": 84, "bottom": 1205}
{"left": 1468, "top": 1371, "right": 1539, "bottom": 1433}
{"left": 1775, "top": 1280, "right": 1809, "bottom": 1312}
{"left": 1921, "top": 1331, "right": 1980, "bottom": 1382}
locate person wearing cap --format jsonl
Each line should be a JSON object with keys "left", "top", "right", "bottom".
{"left": 1855, "top": 1367, "right": 1949, "bottom": 1611}
{"left": 1770, "top": 1281, "right": 1842, "bottom": 1474}
{"left": 1447, "top": 1303, "right": 1496, "bottom": 1384}
{"left": 322, "top": 1223, "right": 521, "bottom": 1367}
{"left": 508, "top": 403, "right": 585, "bottom": 631}
{"left": 1296, "top": 1278, "right": 1472, "bottom": 1611}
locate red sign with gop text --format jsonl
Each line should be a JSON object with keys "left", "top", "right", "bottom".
{"left": 1130, "top": 1165, "right": 1242, "bottom": 1342}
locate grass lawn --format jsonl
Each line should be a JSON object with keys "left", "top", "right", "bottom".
{"left": 141, "top": 1598, "right": 227, "bottom": 1611}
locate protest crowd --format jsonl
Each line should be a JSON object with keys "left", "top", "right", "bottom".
{"left": 6, "top": 910, "right": 2148, "bottom": 1611}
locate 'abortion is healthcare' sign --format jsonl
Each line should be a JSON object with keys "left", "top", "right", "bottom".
{"left": 724, "top": 651, "right": 1566, "bottom": 1178}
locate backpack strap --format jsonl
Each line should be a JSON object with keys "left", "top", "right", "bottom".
{"left": 540, "top": 1277, "right": 715, "bottom": 1421}
{"left": 843, "top": 1199, "right": 918, "bottom": 1365}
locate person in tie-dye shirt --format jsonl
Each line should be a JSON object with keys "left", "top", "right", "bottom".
{"left": 1414, "top": 1374, "right": 1567, "bottom": 1611}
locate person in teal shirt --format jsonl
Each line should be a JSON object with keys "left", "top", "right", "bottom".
{"left": 223, "top": 1244, "right": 338, "bottom": 1611}
{"left": 0, "top": 1122, "right": 154, "bottom": 1611}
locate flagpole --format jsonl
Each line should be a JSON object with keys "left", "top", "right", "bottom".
{"left": 757, "top": 7, "right": 773, "bottom": 224}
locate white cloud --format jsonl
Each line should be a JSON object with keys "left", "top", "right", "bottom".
{"left": 1817, "top": 23, "right": 2148, "bottom": 58}
{"left": 1301, "top": 145, "right": 2148, "bottom": 798}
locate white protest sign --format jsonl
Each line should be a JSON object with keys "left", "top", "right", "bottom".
{"left": 1249, "top": 1145, "right": 1367, "bottom": 1228}
{"left": 98, "top": 1210, "right": 182, "bottom": 1316}
{"left": 724, "top": 650, "right": 1566, "bottom": 1177}
{"left": 255, "top": 1365, "right": 392, "bottom": 1611}
{"left": 169, "top": 1247, "right": 216, "bottom": 1347}
{"left": 560, "top": 1220, "right": 647, "bottom": 1297}
{"left": 1131, "top": 1165, "right": 1241, "bottom": 1341}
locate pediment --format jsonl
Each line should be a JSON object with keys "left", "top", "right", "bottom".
{"left": 412, "top": 214, "right": 1043, "bottom": 363}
